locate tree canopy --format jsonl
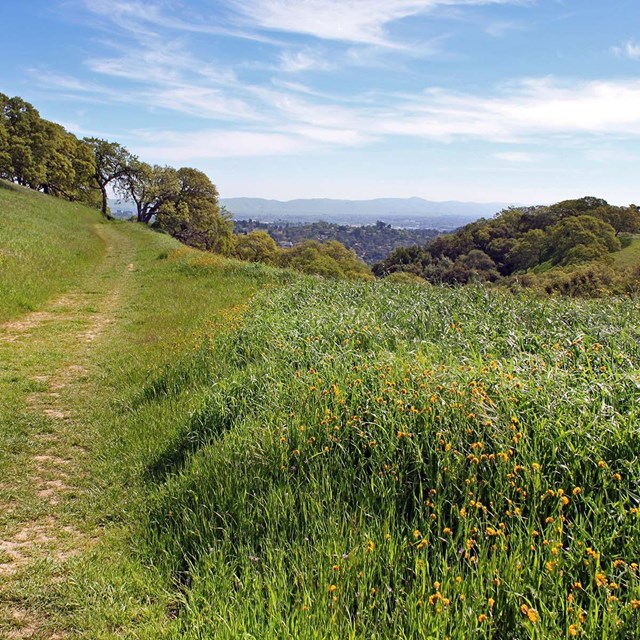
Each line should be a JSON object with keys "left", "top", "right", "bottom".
{"left": 374, "top": 197, "right": 640, "bottom": 285}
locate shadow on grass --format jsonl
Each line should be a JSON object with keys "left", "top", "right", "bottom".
{"left": 145, "top": 392, "right": 236, "bottom": 482}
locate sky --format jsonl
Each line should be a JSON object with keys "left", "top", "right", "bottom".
{"left": 1, "top": 0, "right": 639, "bottom": 204}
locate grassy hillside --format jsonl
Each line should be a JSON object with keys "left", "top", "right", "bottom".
{"left": 0, "top": 186, "right": 291, "bottom": 638}
{"left": 614, "top": 236, "right": 640, "bottom": 269}
{"left": 0, "top": 181, "right": 106, "bottom": 322}
{"left": 125, "top": 281, "right": 640, "bottom": 639}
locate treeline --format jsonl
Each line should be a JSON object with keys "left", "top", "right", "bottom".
{"left": 234, "top": 219, "right": 440, "bottom": 264}
{"left": 374, "top": 197, "right": 640, "bottom": 293}
{"left": 0, "top": 93, "right": 371, "bottom": 279}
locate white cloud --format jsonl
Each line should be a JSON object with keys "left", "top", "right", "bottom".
{"left": 278, "top": 49, "right": 333, "bottom": 72}
{"left": 612, "top": 40, "right": 640, "bottom": 60}
{"left": 494, "top": 151, "right": 545, "bottom": 163}
{"left": 225, "top": 0, "right": 518, "bottom": 46}
{"left": 485, "top": 20, "right": 523, "bottom": 37}
{"left": 382, "top": 78, "right": 640, "bottom": 142}
{"left": 134, "top": 129, "right": 308, "bottom": 161}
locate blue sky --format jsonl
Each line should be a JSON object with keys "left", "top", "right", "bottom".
{"left": 1, "top": 0, "right": 639, "bottom": 203}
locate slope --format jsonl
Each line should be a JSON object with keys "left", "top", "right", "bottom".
{"left": 0, "top": 185, "right": 284, "bottom": 638}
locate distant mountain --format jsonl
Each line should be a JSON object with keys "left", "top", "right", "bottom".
{"left": 220, "top": 197, "right": 514, "bottom": 230}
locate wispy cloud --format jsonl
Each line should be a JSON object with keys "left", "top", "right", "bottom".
{"left": 612, "top": 39, "right": 640, "bottom": 60}
{"left": 485, "top": 20, "right": 523, "bottom": 37}
{"left": 382, "top": 78, "right": 640, "bottom": 142}
{"left": 278, "top": 48, "right": 333, "bottom": 73}
{"left": 494, "top": 151, "right": 545, "bottom": 163}
{"left": 225, "top": 0, "right": 519, "bottom": 46}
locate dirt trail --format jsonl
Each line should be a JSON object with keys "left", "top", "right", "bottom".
{"left": 0, "top": 224, "right": 135, "bottom": 639}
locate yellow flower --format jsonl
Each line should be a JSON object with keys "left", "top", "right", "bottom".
{"left": 477, "top": 614, "right": 488, "bottom": 623}
{"left": 527, "top": 608, "right": 539, "bottom": 623}
{"left": 598, "top": 460, "right": 607, "bottom": 469}
{"left": 572, "top": 486, "right": 582, "bottom": 495}
{"left": 488, "top": 598, "right": 495, "bottom": 609}
{"left": 416, "top": 539, "right": 428, "bottom": 550}
{"left": 569, "top": 624, "right": 580, "bottom": 636}
{"left": 631, "top": 599, "right": 640, "bottom": 609}
{"left": 413, "top": 529, "right": 422, "bottom": 539}
{"left": 366, "top": 540, "right": 375, "bottom": 553}
{"left": 595, "top": 573, "right": 608, "bottom": 588}
{"left": 332, "top": 564, "right": 340, "bottom": 572}
{"left": 328, "top": 584, "right": 337, "bottom": 593}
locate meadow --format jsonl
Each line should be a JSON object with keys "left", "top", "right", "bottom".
{"left": 136, "top": 280, "right": 640, "bottom": 639}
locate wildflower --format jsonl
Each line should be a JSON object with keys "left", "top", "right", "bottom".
{"left": 631, "top": 599, "right": 640, "bottom": 609}
{"left": 569, "top": 624, "right": 580, "bottom": 636}
{"left": 478, "top": 614, "right": 488, "bottom": 623}
{"left": 433, "top": 581, "right": 441, "bottom": 590}
{"left": 413, "top": 529, "right": 421, "bottom": 539}
{"left": 328, "top": 584, "right": 337, "bottom": 593}
{"left": 527, "top": 609, "right": 539, "bottom": 623}
{"left": 598, "top": 460, "right": 607, "bottom": 469}
{"left": 366, "top": 540, "right": 375, "bottom": 553}
{"left": 572, "top": 487, "right": 582, "bottom": 495}
{"left": 332, "top": 565, "right": 340, "bottom": 572}
{"left": 488, "top": 598, "right": 495, "bottom": 609}
{"left": 613, "top": 473, "right": 622, "bottom": 481}
{"left": 595, "top": 573, "right": 608, "bottom": 588}
{"left": 416, "top": 539, "right": 428, "bottom": 550}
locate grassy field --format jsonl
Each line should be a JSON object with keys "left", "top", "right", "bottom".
{"left": 1, "top": 185, "right": 640, "bottom": 639}
{"left": 0, "top": 184, "right": 288, "bottom": 637}
{"left": 141, "top": 281, "right": 640, "bottom": 639}
{"left": 614, "top": 236, "right": 640, "bottom": 269}
{"left": 0, "top": 181, "right": 106, "bottom": 322}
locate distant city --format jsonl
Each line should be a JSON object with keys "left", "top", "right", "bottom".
{"left": 110, "top": 196, "right": 514, "bottom": 230}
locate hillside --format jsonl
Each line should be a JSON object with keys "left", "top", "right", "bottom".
{"left": 0, "top": 184, "right": 285, "bottom": 638}
{"left": 375, "top": 197, "right": 640, "bottom": 294}
{"left": 234, "top": 219, "right": 440, "bottom": 264}
{"left": 0, "top": 181, "right": 106, "bottom": 322}
{"left": 2, "top": 186, "right": 640, "bottom": 639}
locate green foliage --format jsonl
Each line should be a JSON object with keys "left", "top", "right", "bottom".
{"left": 233, "top": 230, "right": 280, "bottom": 264}
{"left": 279, "top": 239, "right": 373, "bottom": 279}
{"left": 548, "top": 215, "right": 620, "bottom": 265}
{"left": 234, "top": 219, "right": 440, "bottom": 264}
{"left": 376, "top": 197, "right": 639, "bottom": 292}
{"left": 155, "top": 168, "right": 234, "bottom": 254}
{"left": 84, "top": 137, "right": 135, "bottom": 216}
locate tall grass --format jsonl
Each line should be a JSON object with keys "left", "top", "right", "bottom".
{"left": 141, "top": 280, "right": 640, "bottom": 638}
{"left": 0, "top": 181, "right": 105, "bottom": 321}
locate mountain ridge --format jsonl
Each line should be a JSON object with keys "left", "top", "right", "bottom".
{"left": 220, "top": 196, "right": 516, "bottom": 229}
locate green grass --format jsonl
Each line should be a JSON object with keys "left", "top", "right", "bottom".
{"left": 0, "top": 186, "right": 290, "bottom": 638}
{"left": 613, "top": 235, "right": 640, "bottom": 269}
{"left": 131, "top": 281, "right": 640, "bottom": 639}
{"left": 0, "top": 180, "right": 106, "bottom": 322}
